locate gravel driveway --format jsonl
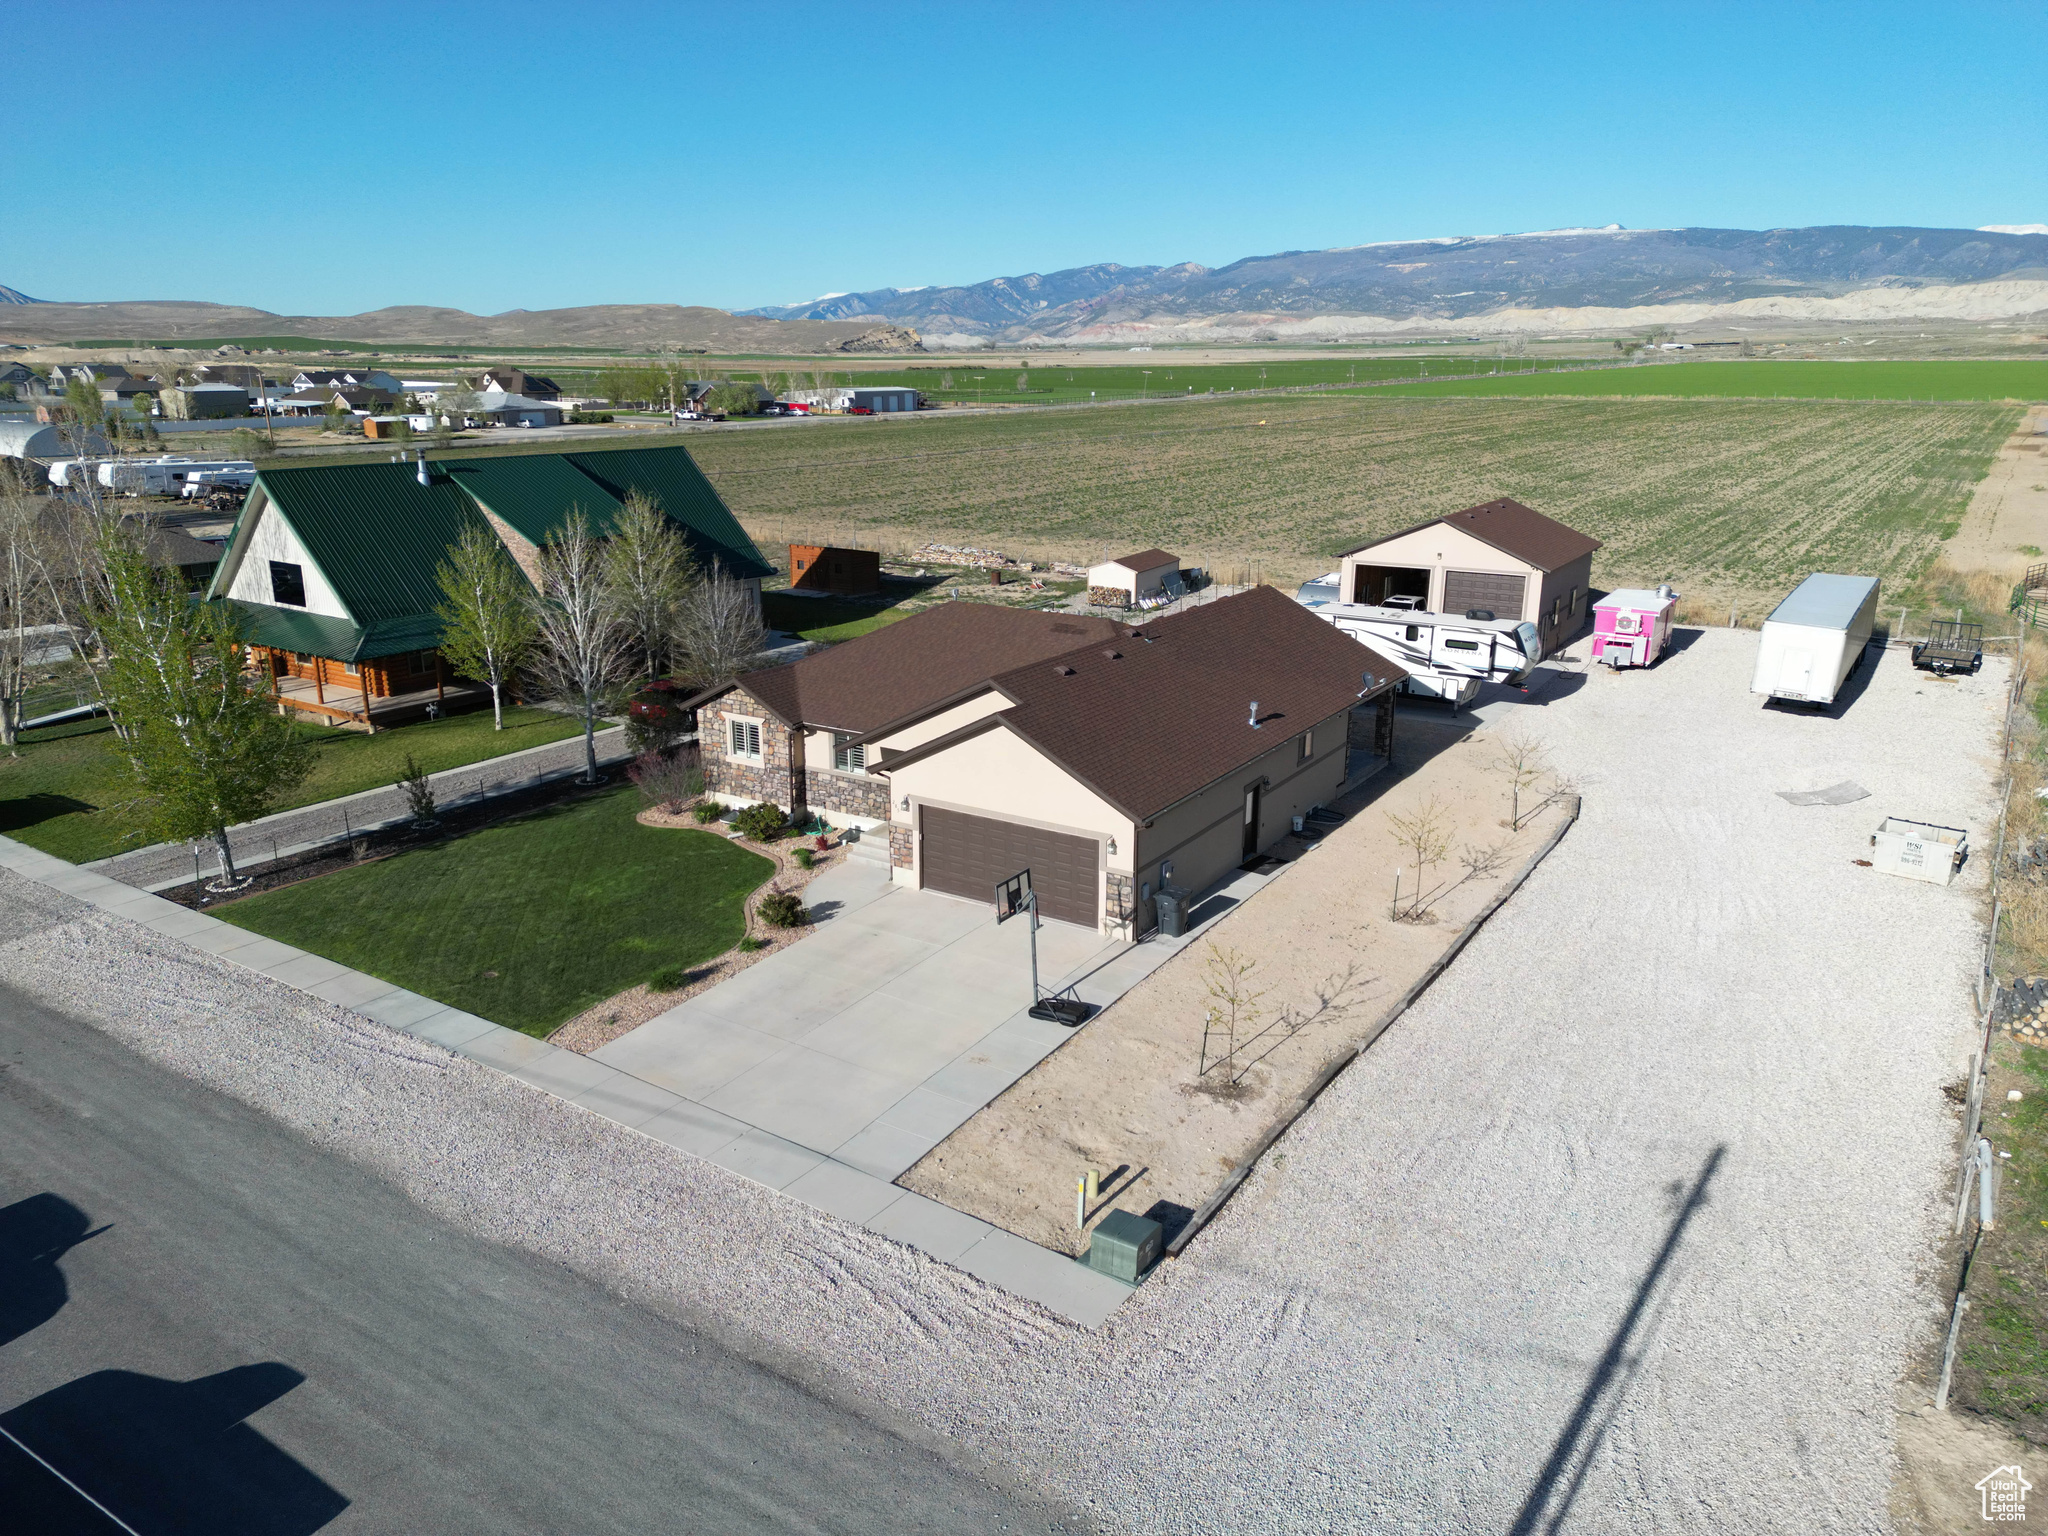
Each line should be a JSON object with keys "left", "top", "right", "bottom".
{"left": 0, "top": 627, "right": 1999, "bottom": 1533}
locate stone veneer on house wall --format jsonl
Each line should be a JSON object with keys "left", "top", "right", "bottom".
{"left": 806, "top": 762, "right": 890, "bottom": 822}
{"left": 703, "top": 685, "right": 803, "bottom": 811}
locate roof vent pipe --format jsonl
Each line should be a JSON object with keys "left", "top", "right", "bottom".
{"left": 415, "top": 449, "right": 429, "bottom": 487}
{"left": 1249, "top": 700, "right": 1261, "bottom": 729}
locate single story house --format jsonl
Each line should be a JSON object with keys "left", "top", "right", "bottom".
{"left": 290, "top": 367, "right": 404, "bottom": 394}
{"left": 162, "top": 383, "right": 249, "bottom": 419}
{"left": 97, "top": 376, "right": 162, "bottom": 405}
{"left": 689, "top": 586, "right": 1404, "bottom": 937}
{"left": 473, "top": 368, "right": 561, "bottom": 400}
{"left": 1087, "top": 548, "right": 1181, "bottom": 608}
{"left": 1337, "top": 498, "right": 1600, "bottom": 657}
{"left": 788, "top": 543, "right": 881, "bottom": 595}
{"left": 473, "top": 390, "right": 564, "bottom": 428}
{"left": 204, "top": 443, "right": 771, "bottom": 731}
{"left": 54, "top": 364, "right": 130, "bottom": 386}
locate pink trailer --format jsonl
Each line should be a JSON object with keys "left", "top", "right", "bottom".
{"left": 1592, "top": 587, "right": 1678, "bottom": 669}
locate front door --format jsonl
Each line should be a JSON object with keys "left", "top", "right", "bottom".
{"left": 1242, "top": 782, "right": 1262, "bottom": 861}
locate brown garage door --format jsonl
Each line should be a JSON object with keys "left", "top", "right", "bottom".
{"left": 921, "top": 806, "right": 1099, "bottom": 928}
{"left": 1442, "top": 569, "right": 1527, "bottom": 620}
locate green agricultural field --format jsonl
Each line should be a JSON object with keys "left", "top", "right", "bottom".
{"left": 1365, "top": 358, "right": 2048, "bottom": 402}
{"left": 690, "top": 392, "right": 2020, "bottom": 613}
{"left": 741, "top": 354, "right": 1598, "bottom": 407}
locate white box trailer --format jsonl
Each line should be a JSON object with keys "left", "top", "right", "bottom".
{"left": 1750, "top": 573, "right": 1881, "bottom": 707}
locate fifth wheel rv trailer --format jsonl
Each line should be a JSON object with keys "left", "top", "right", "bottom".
{"left": 98, "top": 457, "right": 253, "bottom": 496}
{"left": 1297, "top": 589, "right": 1540, "bottom": 708}
{"left": 1749, "top": 573, "right": 1881, "bottom": 707}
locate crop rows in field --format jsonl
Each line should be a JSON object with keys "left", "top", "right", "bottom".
{"left": 689, "top": 394, "right": 2019, "bottom": 608}
{"left": 1363, "top": 358, "right": 2048, "bottom": 402}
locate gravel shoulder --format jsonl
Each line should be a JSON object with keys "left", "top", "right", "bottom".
{"left": 0, "top": 625, "right": 2002, "bottom": 1534}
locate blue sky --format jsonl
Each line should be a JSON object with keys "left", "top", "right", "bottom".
{"left": 2, "top": 1, "right": 2040, "bottom": 317}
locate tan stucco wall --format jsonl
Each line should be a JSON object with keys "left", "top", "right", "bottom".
{"left": 882, "top": 724, "right": 1136, "bottom": 926}
{"left": 1130, "top": 705, "right": 1352, "bottom": 930}
{"left": 870, "top": 691, "right": 1011, "bottom": 756}
{"left": 1342, "top": 524, "right": 1536, "bottom": 619}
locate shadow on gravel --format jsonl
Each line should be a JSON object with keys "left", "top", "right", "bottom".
{"left": 0, "top": 1363, "right": 348, "bottom": 1534}
{"left": 0, "top": 1193, "right": 105, "bottom": 1348}
{"left": 1510, "top": 1144, "right": 1726, "bottom": 1536}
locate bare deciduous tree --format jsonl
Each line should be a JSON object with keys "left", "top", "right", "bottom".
{"left": 1199, "top": 941, "right": 1267, "bottom": 1076}
{"left": 0, "top": 468, "right": 54, "bottom": 748}
{"left": 674, "top": 559, "right": 766, "bottom": 687}
{"left": 527, "top": 510, "right": 632, "bottom": 785}
{"left": 603, "top": 491, "right": 694, "bottom": 681}
{"left": 1387, "top": 796, "right": 1454, "bottom": 920}
{"left": 1493, "top": 730, "right": 1551, "bottom": 829}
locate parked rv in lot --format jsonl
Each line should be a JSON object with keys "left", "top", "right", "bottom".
{"left": 1750, "top": 573, "right": 1881, "bottom": 707}
{"left": 1296, "top": 587, "right": 1539, "bottom": 707}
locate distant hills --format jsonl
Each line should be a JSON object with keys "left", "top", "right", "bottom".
{"left": 743, "top": 225, "right": 2048, "bottom": 342}
{"left": 0, "top": 298, "right": 918, "bottom": 354}
{"left": 7, "top": 225, "right": 2045, "bottom": 355}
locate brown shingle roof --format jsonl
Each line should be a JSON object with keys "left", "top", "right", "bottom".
{"left": 1340, "top": 498, "right": 1599, "bottom": 572}
{"left": 969, "top": 585, "right": 1403, "bottom": 820}
{"left": 708, "top": 603, "right": 1124, "bottom": 733}
{"left": 1104, "top": 548, "right": 1178, "bottom": 573}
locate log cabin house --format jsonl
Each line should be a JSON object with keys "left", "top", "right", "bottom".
{"left": 204, "top": 445, "right": 772, "bottom": 731}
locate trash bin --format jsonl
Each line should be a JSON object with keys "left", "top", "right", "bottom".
{"left": 1154, "top": 887, "right": 1189, "bottom": 939}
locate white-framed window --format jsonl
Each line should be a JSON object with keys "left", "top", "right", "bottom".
{"left": 727, "top": 718, "right": 762, "bottom": 759}
{"left": 1297, "top": 729, "right": 1313, "bottom": 764}
{"left": 833, "top": 738, "right": 866, "bottom": 773}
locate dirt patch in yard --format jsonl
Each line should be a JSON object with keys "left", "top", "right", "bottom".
{"left": 549, "top": 816, "right": 844, "bottom": 1054}
{"left": 900, "top": 711, "right": 1573, "bottom": 1256}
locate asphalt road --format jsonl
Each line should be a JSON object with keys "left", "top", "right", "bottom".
{"left": 0, "top": 986, "right": 1073, "bottom": 1535}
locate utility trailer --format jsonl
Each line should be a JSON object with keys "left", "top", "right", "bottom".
{"left": 1592, "top": 586, "right": 1678, "bottom": 669}
{"left": 1912, "top": 619, "right": 1983, "bottom": 676}
{"left": 1297, "top": 593, "right": 1540, "bottom": 708}
{"left": 1750, "top": 573, "right": 1881, "bottom": 708}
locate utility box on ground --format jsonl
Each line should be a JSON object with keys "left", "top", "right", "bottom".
{"left": 1086, "top": 1209, "right": 1163, "bottom": 1282}
{"left": 1870, "top": 817, "right": 1967, "bottom": 886}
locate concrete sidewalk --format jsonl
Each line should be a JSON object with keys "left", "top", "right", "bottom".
{"left": 88, "top": 724, "right": 630, "bottom": 891}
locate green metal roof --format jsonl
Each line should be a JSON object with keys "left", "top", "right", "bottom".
{"left": 563, "top": 446, "right": 774, "bottom": 580}
{"left": 224, "top": 601, "right": 444, "bottom": 663}
{"left": 212, "top": 444, "right": 771, "bottom": 657}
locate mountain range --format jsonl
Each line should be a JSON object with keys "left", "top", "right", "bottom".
{"left": 5, "top": 225, "right": 2045, "bottom": 354}
{"left": 742, "top": 225, "right": 2048, "bottom": 342}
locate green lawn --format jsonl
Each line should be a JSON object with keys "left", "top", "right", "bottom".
{"left": 0, "top": 704, "right": 585, "bottom": 864}
{"left": 1361, "top": 359, "right": 2048, "bottom": 402}
{"left": 762, "top": 589, "right": 919, "bottom": 643}
{"left": 215, "top": 786, "right": 772, "bottom": 1035}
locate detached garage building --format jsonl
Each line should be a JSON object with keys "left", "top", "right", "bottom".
{"left": 691, "top": 587, "right": 1404, "bottom": 937}
{"left": 1337, "top": 498, "right": 1600, "bottom": 657}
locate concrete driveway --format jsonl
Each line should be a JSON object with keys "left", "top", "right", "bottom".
{"left": 592, "top": 858, "right": 1205, "bottom": 1179}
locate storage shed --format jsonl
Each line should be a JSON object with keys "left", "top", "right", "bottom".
{"left": 162, "top": 383, "right": 249, "bottom": 419}
{"left": 1087, "top": 549, "right": 1180, "bottom": 607}
{"left": 1337, "top": 498, "right": 1600, "bottom": 657}
{"left": 788, "top": 543, "right": 882, "bottom": 595}
{"left": 849, "top": 387, "right": 920, "bottom": 413}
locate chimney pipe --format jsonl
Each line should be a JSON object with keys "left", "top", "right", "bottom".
{"left": 1248, "top": 700, "right": 1261, "bottom": 729}
{"left": 415, "top": 449, "right": 428, "bottom": 487}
